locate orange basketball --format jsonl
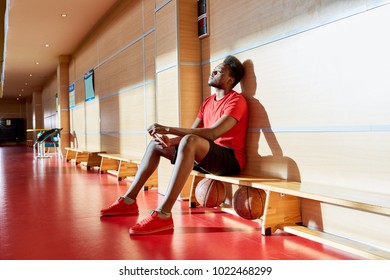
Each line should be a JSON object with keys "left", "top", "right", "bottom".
{"left": 195, "top": 178, "right": 226, "bottom": 208}
{"left": 233, "top": 186, "right": 266, "bottom": 220}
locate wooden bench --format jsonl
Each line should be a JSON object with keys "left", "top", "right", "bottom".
{"left": 65, "top": 147, "right": 105, "bottom": 169}
{"left": 189, "top": 171, "right": 390, "bottom": 260}
{"left": 98, "top": 153, "right": 158, "bottom": 190}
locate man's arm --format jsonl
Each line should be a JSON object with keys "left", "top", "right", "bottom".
{"left": 149, "top": 115, "right": 238, "bottom": 141}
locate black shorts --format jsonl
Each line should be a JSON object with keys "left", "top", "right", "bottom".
{"left": 171, "top": 140, "right": 241, "bottom": 176}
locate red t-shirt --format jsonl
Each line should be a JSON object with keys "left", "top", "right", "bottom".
{"left": 197, "top": 90, "right": 248, "bottom": 170}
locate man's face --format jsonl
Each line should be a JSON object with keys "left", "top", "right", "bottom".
{"left": 208, "top": 63, "right": 232, "bottom": 89}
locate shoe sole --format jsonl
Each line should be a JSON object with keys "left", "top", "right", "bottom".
{"left": 129, "top": 224, "right": 174, "bottom": 235}
{"left": 100, "top": 211, "right": 139, "bottom": 216}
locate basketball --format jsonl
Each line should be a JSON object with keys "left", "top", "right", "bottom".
{"left": 195, "top": 178, "right": 226, "bottom": 208}
{"left": 233, "top": 186, "right": 266, "bottom": 220}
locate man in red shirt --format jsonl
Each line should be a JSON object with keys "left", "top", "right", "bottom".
{"left": 101, "top": 55, "right": 248, "bottom": 235}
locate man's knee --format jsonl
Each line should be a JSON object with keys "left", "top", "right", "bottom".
{"left": 147, "top": 139, "right": 158, "bottom": 150}
{"left": 180, "top": 134, "right": 200, "bottom": 147}
{"left": 179, "top": 134, "right": 209, "bottom": 153}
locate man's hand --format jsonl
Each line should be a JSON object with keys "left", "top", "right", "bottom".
{"left": 153, "top": 134, "right": 169, "bottom": 148}
{"left": 147, "top": 123, "right": 170, "bottom": 136}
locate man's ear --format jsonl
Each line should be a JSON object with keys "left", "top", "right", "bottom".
{"left": 229, "top": 76, "right": 235, "bottom": 88}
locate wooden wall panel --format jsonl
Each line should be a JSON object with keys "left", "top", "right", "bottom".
{"left": 144, "top": 30, "right": 156, "bottom": 128}
{"left": 25, "top": 101, "right": 32, "bottom": 134}
{"left": 85, "top": 135, "right": 101, "bottom": 152}
{"left": 0, "top": 101, "right": 25, "bottom": 119}
{"left": 118, "top": 87, "right": 145, "bottom": 131}
{"left": 74, "top": 36, "right": 98, "bottom": 79}
{"left": 178, "top": 0, "right": 200, "bottom": 62}
{"left": 75, "top": 80, "right": 85, "bottom": 106}
{"left": 143, "top": 0, "right": 155, "bottom": 32}
{"left": 207, "top": 0, "right": 370, "bottom": 58}
{"left": 42, "top": 76, "right": 57, "bottom": 120}
{"left": 98, "top": 42, "right": 144, "bottom": 98}
{"left": 119, "top": 134, "right": 147, "bottom": 159}
{"left": 100, "top": 96, "right": 120, "bottom": 133}
{"left": 85, "top": 100, "right": 101, "bottom": 150}
{"left": 156, "top": 67, "right": 179, "bottom": 126}
{"left": 251, "top": 26, "right": 390, "bottom": 132}
{"left": 32, "top": 92, "right": 44, "bottom": 130}
{"left": 97, "top": 0, "right": 143, "bottom": 62}
{"left": 201, "top": 63, "right": 212, "bottom": 100}
{"left": 42, "top": 96, "right": 56, "bottom": 120}
{"left": 41, "top": 75, "right": 58, "bottom": 130}
{"left": 179, "top": 65, "right": 201, "bottom": 127}
{"left": 144, "top": 33, "right": 155, "bottom": 81}
{"left": 155, "top": 0, "right": 177, "bottom": 69}
{"left": 145, "top": 83, "right": 156, "bottom": 122}
{"left": 99, "top": 85, "right": 150, "bottom": 155}
{"left": 177, "top": 0, "right": 200, "bottom": 128}
{"left": 71, "top": 106, "right": 86, "bottom": 149}
{"left": 59, "top": 109, "right": 70, "bottom": 139}
{"left": 101, "top": 134, "right": 119, "bottom": 154}
{"left": 272, "top": 132, "right": 390, "bottom": 193}
{"left": 155, "top": 0, "right": 167, "bottom": 9}
{"left": 69, "top": 59, "right": 75, "bottom": 82}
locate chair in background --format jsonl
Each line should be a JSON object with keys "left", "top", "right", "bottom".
{"left": 33, "top": 128, "right": 63, "bottom": 159}
{"left": 45, "top": 133, "right": 60, "bottom": 154}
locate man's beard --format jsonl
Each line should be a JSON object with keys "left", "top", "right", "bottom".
{"left": 208, "top": 81, "right": 221, "bottom": 89}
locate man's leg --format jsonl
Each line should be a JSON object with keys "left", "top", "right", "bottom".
{"left": 101, "top": 140, "right": 175, "bottom": 216}
{"left": 129, "top": 134, "right": 210, "bottom": 234}
{"left": 157, "top": 134, "right": 210, "bottom": 213}
{"left": 123, "top": 140, "right": 176, "bottom": 199}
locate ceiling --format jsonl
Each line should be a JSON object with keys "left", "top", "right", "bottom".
{"left": 1, "top": 0, "right": 119, "bottom": 101}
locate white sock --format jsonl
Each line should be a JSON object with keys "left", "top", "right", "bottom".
{"left": 156, "top": 209, "right": 171, "bottom": 219}
{"left": 122, "top": 196, "right": 135, "bottom": 205}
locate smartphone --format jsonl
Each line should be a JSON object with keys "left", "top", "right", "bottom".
{"left": 153, "top": 134, "right": 168, "bottom": 147}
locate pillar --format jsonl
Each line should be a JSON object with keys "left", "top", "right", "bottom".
{"left": 57, "top": 55, "right": 71, "bottom": 154}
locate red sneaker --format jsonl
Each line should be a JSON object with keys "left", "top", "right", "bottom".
{"left": 129, "top": 211, "right": 174, "bottom": 235}
{"left": 100, "top": 197, "right": 139, "bottom": 216}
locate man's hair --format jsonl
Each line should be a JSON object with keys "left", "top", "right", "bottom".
{"left": 223, "top": 55, "right": 245, "bottom": 88}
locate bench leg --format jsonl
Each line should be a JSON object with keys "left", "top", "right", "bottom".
{"left": 261, "top": 191, "right": 302, "bottom": 236}
{"left": 99, "top": 157, "right": 119, "bottom": 174}
{"left": 75, "top": 152, "right": 89, "bottom": 165}
{"left": 65, "top": 150, "right": 77, "bottom": 162}
{"left": 86, "top": 153, "right": 103, "bottom": 169}
{"left": 117, "top": 161, "right": 138, "bottom": 181}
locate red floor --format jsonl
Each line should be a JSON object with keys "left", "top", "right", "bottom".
{"left": 0, "top": 145, "right": 362, "bottom": 260}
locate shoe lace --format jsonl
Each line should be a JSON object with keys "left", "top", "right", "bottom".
{"left": 138, "top": 211, "right": 158, "bottom": 227}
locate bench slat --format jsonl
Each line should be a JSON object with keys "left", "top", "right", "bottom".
{"left": 190, "top": 171, "right": 284, "bottom": 185}
{"left": 260, "top": 181, "right": 390, "bottom": 215}
{"left": 99, "top": 153, "right": 135, "bottom": 162}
